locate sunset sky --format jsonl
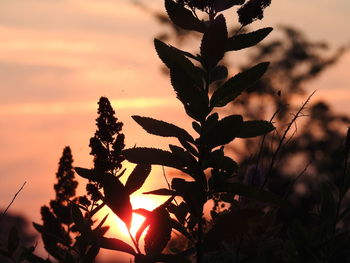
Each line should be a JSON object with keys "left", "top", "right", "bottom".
{"left": 0, "top": 0, "right": 349, "bottom": 261}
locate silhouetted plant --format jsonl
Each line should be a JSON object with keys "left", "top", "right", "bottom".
{"left": 8, "top": 0, "right": 350, "bottom": 262}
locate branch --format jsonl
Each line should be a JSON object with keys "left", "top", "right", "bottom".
{"left": 261, "top": 91, "right": 316, "bottom": 188}
{"left": 2, "top": 181, "right": 26, "bottom": 217}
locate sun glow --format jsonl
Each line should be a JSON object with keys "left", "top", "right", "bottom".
{"left": 99, "top": 193, "right": 167, "bottom": 241}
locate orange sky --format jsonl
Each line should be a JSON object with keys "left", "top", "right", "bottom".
{"left": 0, "top": 0, "right": 349, "bottom": 261}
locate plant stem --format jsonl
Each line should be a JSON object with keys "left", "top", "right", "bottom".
{"left": 128, "top": 229, "right": 141, "bottom": 254}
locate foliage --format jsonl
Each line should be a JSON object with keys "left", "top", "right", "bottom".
{"left": 3, "top": 0, "right": 350, "bottom": 262}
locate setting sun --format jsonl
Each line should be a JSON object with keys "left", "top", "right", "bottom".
{"left": 97, "top": 192, "right": 168, "bottom": 243}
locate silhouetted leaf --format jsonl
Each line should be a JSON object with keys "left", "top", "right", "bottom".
{"left": 154, "top": 39, "right": 202, "bottom": 87}
{"left": 135, "top": 217, "right": 151, "bottom": 245}
{"left": 132, "top": 115, "right": 194, "bottom": 143}
{"left": 98, "top": 237, "right": 136, "bottom": 255}
{"left": 75, "top": 167, "right": 94, "bottom": 180}
{"left": 207, "top": 148, "right": 238, "bottom": 173}
{"left": 170, "top": 67, "right": 209, "bottom": 121}
{"left": 94, "top": 214, "right": 109, "bottom": 231}
{"left": 213, "top": 0, "right": 245, "bottom": 12}
{"left": 203, "top": 115, "right": 243, "bottom": 149}
{"left": 179, "top": 138, "right": 198, "bottom": 157}
{"left": 226, "top": 27, "right": 273, "bottom": 51}
{"left": 101, "top": 173, "right": 133, "bottom": 229}
{"left": 171, "top": 178, "right": 206, "bottom": 217}
{"left": 7, "top": 226, "right": 19, "bottom": 255}
{"left": 144, "top": 208, "right": 172, "bottom": 256}
{"left": 143, "top": 188, "right": 178, "bottom": 196}
{"left": 170, "top": 219, "right": 193, "bottom": 241}
{"left": 214, "top": 182, "right": 288, "bottom": 207}
{"left": 71, "top": 205, "right": 87, "bottom": 233}
{"left": 123, "top": 147, "right": 191, "bottom": 172}
{"left": 168, "top": 202, "right": 188, "bottom": 224}
{"left": 165, "top": 0, "right": 206, "bottom": 33}
{"left": 235, "top": 120, "right": 275, "bottom": 138}
{"left": 125, "top": 164, "right": 152, "bottom": 194}
{"left": 200, "top": 14, "right": 228, "bottom": 70}
{"left": 210, "top": 65, "right": 228, "bottom": 83}
{"left": 210, "top": 62, "right": 270, "bottom": 107}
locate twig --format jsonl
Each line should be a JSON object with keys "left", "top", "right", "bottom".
{"left": 254, "top": 107, "right": 281, "bottom": 184}
{"left": 283, "top": 162, "right": 311, "bottom": 200}
{"left": 261, "top": 91, "right": 316, "bottom": 188}
{"left": 2, "top": 181, "right": 26, "bottom": 217}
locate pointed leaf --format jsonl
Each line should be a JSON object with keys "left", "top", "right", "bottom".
{"left": 132, "top": 115, "right": 194, "bottom": 143}
{"left": 203, "top": 115, "right": 243, "bottom": 149}
{"left": 75, "top": 167, "right": 95, "bottom": 180}
{"left": 101, "top": 174, "right": 133, "bottom": 229}
{"left": 71, "top": 205, "right": 87, "bottom": 232}
{"left": 210, "top": 62, "right": 270, "bottom": 107}
{"left": 154, "top": 39, "right": 202, "bottom": 87}
{"left": 200, "top": 14, "right": 228, "bottom": 70}
{"left": 144, "top": 209, "right": 172, "bottom": 255}
{"left": 170, "top": 219, "right": 193, "bottom": 241}
{"left": 123, "top": 147, "right": 189, "bottom": 172}
{"left": 136, "top": 218, "right": 151, "bottom": 244}
{"left": 165, "top": 0, "right": 206, "bottom": 33}
{"left": 226, "top": 27, "right": 273, "bottom": 51}
{"left": 235, "top": 120, "right": 275, "bottom": 138}
{"left": 98, "top": 237, "right": 136, "bottom": 255}
{"left": 125, "top": 164, "right": 152, "bottom": 194}
{"left": 170, "top": 67, "right": 209, "bottom": 121}
{"left": 143, "top": 188, "right": 178, "bottom": 196}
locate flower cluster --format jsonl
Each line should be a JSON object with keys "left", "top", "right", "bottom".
{"left": 237, "top": 0, "right": 271, "bottom": 25}
{"left": 89, "top": 97, "right": 125, "bottom": 174}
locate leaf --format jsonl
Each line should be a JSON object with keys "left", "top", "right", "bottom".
{"left": 171, "top": 178, "right": 206, "bottom": 217}
{"left": 132, "top": 115, "right": 194, "bottom": 143}
{"left": 170, "top": 219, "right": 193, "bottom": 241}
{"left": 170, "top": 67, "right": 209, "bottom": 121}
{"left": 210, "top": 65, "right": 228, "bottom": 83}
{"left": 154, "top": 39, "right": 202, "bottom": 87}
{"left": 235, "top": 120, "right": 275, "bottom": 138}
{"left": 154, "top": 39, "right": 208, "bottom": 121}
{"left": 101, "top": 174, "right": 133, "bottom": 229}
{"left": 135, "top": 217, "right": 152, "bottom": 245}
{"left": 226, "top": 27, "right": 273, "bottom": 51}
{"left": 125, "top": 164, "right": 152, "bottom": 194}
{"left": 168, "top": 202, "right": 188, "bottom": 224}
{"left": 143, "top": 188, "right": 178, "bottom": 196}
{"left": 165, "top": 0, "right": 206, "bottom": 33}
{"left": 210, "top": 62, "right": 270, "bottom": 107}
{"left": 214, "top": 182, "right": 289, "bottom": 207}
{"left": 7, "top": 226, "right": 19, "bottom": 255}
{"left": 203, "top": 115, "right": 243, "bottom": 149}
{"left": 144, "top": 209, "right": 172, "bottom": 256}
{"left": 200, "top": 14, "right": 228, "bottom": 70}
{"left": 213, "top": 0, "right": 245, "bottom": 12}
{"left": 75, "top": 167, "right": 94, "bottom": 180}
{"left": 123, "top": 147, "right": 189, "bottom": 172}
{"left": 98, "top": 237, "right": 136, "bottom": 255}
{"left": 71, "top": 205, "right": 87, "bottom": 233}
